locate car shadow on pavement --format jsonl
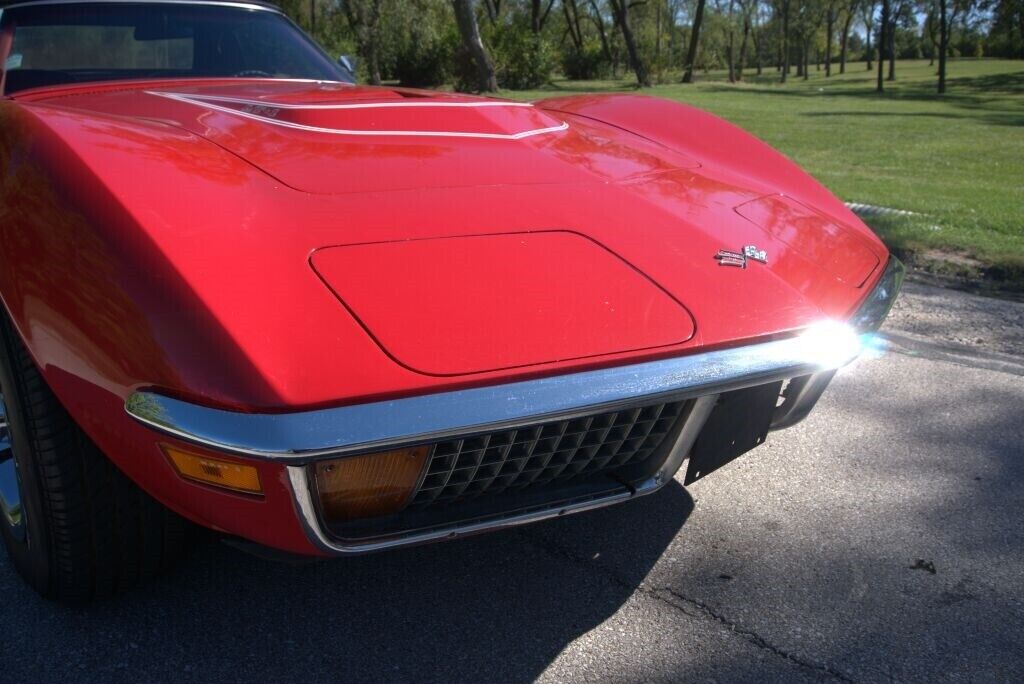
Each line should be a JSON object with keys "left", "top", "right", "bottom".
{"left": 0, "top": 481, "right": 694, "bottom": 681}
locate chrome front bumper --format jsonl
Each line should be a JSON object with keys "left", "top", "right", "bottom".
{"left": 127, "top": 258, "right": 904, "bottom": 554}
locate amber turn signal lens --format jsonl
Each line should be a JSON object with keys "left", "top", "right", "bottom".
{"left": 314, "top": 446, "right": 430, "bottom": 522}
{"left": 162, "top": 445, "right": 263, "bottom": 495}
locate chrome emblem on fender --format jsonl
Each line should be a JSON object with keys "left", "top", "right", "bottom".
{"left": 715, "top": 245, "right": 768, "bottom": 268}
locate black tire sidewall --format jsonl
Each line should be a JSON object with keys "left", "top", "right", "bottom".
{"left": 0, "top": 321, "right": 54, "bottom": 596}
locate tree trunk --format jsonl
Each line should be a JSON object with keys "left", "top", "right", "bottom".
{"left": 452, "top": 0, "right": 498, "bottom": 92}
{"left": 737, "top": 13, "right": 751, "bottom": 81}
{"left": 726, "top": 0, "right": 736, "bottom": 83}
{"left": 804, "top": 41, "right": 810, "bottom": 79}
{"left": 365, "top": 39, "right": 382, "bottom": 85}
{"left": 840, "top": 11, "right": 853, "bottom": 73}
{"left": 655, "top": 1, "right": 662, "bottom": 65}
{"left": 587, "top": 0, "right": 614, "bottom": 68}
{"left": 683, "top": 0, "right": 708, "bottom": 83}
{"left": 780, "top": 1, "right": 790, "bottom": 83}
{"left": 938, "top": 0, "right": 948, "bottom": 93}
{"left": 825, "top": 9, "right": 834, "bottom": 76}
{"left": 877, "top": 0, "right": 888, "bottom": 91}
{"left": 755, "top": 29, "right": 763, "bottom": 75}
{"left": 563, "top": 0, "right": 584, "bottom": 52}
{"left": 531, "top": 0, "right": 555, "bottom": 33}
{"left": 565, "top": 0, "right": 581, "bottom": 52}
{"left": 752, "top": 10, "right": 763, "bottom": 76}
{"left": 887, "top": 13, "right": 896, "bottom": 81}
{"left": 343, "top": 0, "right": 383, "bottom": 85}
{"left": 368, "top": 0, "right": 383, "bottom": 85}
{"left": 1019, "top": 12, "right": 1024, "bottom": 59}
{"left": 611, "top": 0, "right": 651, "bottom": 86}
{"left": 727, "top": 40, "right": 735, "bottom": 83}
{"left": 864, "top": 6, "right": 874, "bottom": 70}
{"left": 925, "top": 9, "right": 938, "bottom": 66}
{"left": 776, "top": 29, "right": 782, "bottom": 72}
{"left": 482, "top": 0, "right": 498, "bottom": 24}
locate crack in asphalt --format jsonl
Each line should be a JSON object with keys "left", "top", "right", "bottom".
{"left": 516, "top": 530, "right": 860, "bottom": 682}
{"left": 653, "top": 588, "right": 859, "bottom": 683}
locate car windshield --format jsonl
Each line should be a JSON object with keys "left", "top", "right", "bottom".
{"left": 0, "top": 2, "right": 351, "bottom": 95}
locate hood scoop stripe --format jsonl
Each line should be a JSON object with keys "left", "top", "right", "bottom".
{"left": 147, "top": 91, "right": 569, "bottom": 140}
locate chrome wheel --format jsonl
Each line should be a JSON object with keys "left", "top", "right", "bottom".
{"left": 0, "top": 391, "right": 27, "bottom": 542}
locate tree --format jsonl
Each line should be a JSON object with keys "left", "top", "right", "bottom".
{"left": 563, "top": 0, "right": 587, "bottom": 53}
{"left": 862, "top": 0, "right": 878, "bottom": 69}
{"left": 825, "top": 0, "right": 839, "bottom": 75}
{"left": 987, "top": 0, "right": 1024, "bottom": 58}
{"left": 610, "top": 0, "right": 652, "bottom": 86}
{"left": 736, "top": 0, "right": 755, "bottom": 81}
{"left": 531, "top": 0, "right": 557, "bottom": 32}
{"left": 585, "top": 0, "right": 616, "bottom": 70}
{"left": 887, "top": 0, "right": 906, "bottom": 80}
{"left": 775, "top": 0, "right": 792, "bottom": 82}
{"left": 273, "top": 0, "right": 969, "bottom": 94}
{"left": 938, "top": 0, "right": 949, "bottom": 91}
{"left": 935, "top": 0, "right": 973, "bottom": 93}
{"left": 482, "top": 0, "right": 500, "bottom": 23}
{"left": 342, "top": 0, "right": 384, "bottom": 85}
{"left": 877, "top": 0, "right": 889, "bottom": 91}
{"left": 452, "top": 0, "right": 498, "bottom": 91}
{"left": 720, "top": 0, "right": 740, "bottom": 82}
{"left": 791, "top": 0, "right": 822, "bottom": 80}
{"left": 839, "top": 0, "right": 859, "bottom": 73}
{"left": 683, "top": 0, "right": 709, "bottom": 82}
{"left": 751, "top": 0, "right": 766, "bottom": 75}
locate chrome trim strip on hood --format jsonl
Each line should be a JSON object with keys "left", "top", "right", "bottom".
{"left": 150, "top": 91, "right": 571, "bottom": 140}
{"left": 148, "top": 92, "right": 537, "bottom": 111}
{"left": 125, "top": 258, "right": 903, "bottom": 464}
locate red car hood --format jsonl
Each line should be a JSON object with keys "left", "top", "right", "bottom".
{"left": 14, "top": 81, "right": 888, "bottom": 408}
{"left": 38, "top": 81, "right": 700, "bottom": 194}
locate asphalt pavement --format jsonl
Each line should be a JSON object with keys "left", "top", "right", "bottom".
{"left": 1, "top": 280, "right": 1022, "bottom": 683}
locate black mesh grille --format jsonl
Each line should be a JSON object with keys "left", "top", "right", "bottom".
{"left": 409, "top": 401, "right": 687, "bottom": 509}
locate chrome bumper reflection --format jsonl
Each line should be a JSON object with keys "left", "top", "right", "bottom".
{"left": 125, "top": 258, "right": 903, "bottom": 554}
{"left": 126, "top": 258, "right": 903, "bottom": 461}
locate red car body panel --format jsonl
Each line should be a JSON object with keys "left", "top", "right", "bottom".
{"left": 310, "top": 231, "right": 697, "bottom": 376}
{"left": 0, "top": 79, "right": 889, "bottom": 554}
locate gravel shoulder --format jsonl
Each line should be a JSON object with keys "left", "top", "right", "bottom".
{"left": 885, "top": 278, "right": 1024, "bottom": 359}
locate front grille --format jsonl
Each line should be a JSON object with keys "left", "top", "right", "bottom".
{"left": 408, "top": 401, "right": 687, "bottom": 509}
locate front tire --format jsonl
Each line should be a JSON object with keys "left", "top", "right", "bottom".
{"left": 0, "top": 313, "right": 191, "bottom": 602}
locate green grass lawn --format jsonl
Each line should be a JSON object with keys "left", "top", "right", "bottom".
{"left": 510, "top": 59, "right": 1024, "bottom": 287}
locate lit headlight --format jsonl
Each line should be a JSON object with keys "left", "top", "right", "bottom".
{"left": 849, "top": 258, "right": 905, "bottom": 333}
{"left": 793, "top": 257, "right": 904, "bottom": 371}
{"left": 796, "top": 320, "right": 866, "bottom": 369}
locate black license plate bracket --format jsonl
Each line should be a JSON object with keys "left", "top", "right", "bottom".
{"left": 684, "top": 381, "right": 783, "bottom": 485}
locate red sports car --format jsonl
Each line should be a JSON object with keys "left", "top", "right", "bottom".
{"left": 0, "top": 0, "right": 902, "bottom": 601}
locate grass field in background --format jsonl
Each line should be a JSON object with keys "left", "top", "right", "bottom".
{"left": 510, "top": 59, "right": 1024, "bottom": 287}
